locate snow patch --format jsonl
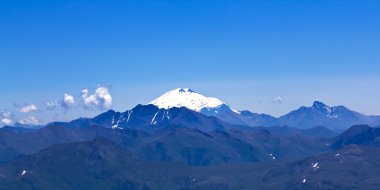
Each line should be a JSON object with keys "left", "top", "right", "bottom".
{"left": 151, "top": 111, "right": 160, "bottom": 125}
{"left": 126, "top": 111, "right": 132, "bottom": 123}
{"left": 111, "top": 113, "right": 124, "bottom": 129}
{"left": 312, "top": 162, "right": 320, "bottom": 170}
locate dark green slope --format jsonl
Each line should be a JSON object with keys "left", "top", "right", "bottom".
{"left": 1, "top": 139, "right": 379, "bottom": 190}
{"left": 183, "top": 145, "right": 380, "bottom": 190}
{"left": 0, "top": 124, "right": 332, "bottom": 166}
{"left": 0, "top": 125, "right": 148, "bottom": 164}
{"left": 258, "top": 145, "right": 380, "bottom": 190}
{"left": 0, "top": 138, "right": 192, "bottom": 190}
{"left": 331, "top": 125, "right": 380, "bottom": 149}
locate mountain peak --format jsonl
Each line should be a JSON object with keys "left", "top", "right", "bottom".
{"left": 177, "top": 88, "right": 194, "bottom": 93}
{"left": 312, "top": 101, "right": 329, "bottom": 109}
{"left": 149, "top": 88, "right": 225, "bottom": 112}
{"left": 311, "top": 101, "right": 334, "bottom": 115}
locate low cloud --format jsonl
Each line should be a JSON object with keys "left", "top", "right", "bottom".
{"left": 274, "top": 96, "right": 283, "bottom": 104}
{"left": 46, "top": 101, "right": 59, "bottom": 110}
{"left": 3, "top": 86, "right": 112, "bottom": 125}
{"left": 81, "top": 86, "right": 112, "bottom": 110}
{"left": 20, "top": 104, "right": 38, "bottom": 113}
{"left": 1, "top": 118, "right": 12, "bottom": 125}
{"left": 61, "top": 93, "right": 75, "bottom": 109}
{"left": 19, "top": 116, "right": 40, "bottom": 125}
{"left": 2, "top": 111, "right": 11, "bottom": 118}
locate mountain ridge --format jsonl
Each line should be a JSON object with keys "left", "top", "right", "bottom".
{"left": 4, "top": 89, "right": 380, "bottom": 132}
{"left": 148, "top": 88, "right": 380, "bottom": 131}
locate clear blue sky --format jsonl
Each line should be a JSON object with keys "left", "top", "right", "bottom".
{"left": 1, "top": 0, "right": 379, "bottom": 125}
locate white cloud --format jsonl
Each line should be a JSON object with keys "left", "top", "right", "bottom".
{"left": 274, "top": 96, "right": 283, "bottom": 104}
{"left": 1, "top": 118, "right": 12, "bottom": 125}
{"left": 20, "top": 104, "right": 38, "bottom": 113}
{"left": 61, "top": 93, "right": 75, "bottom": 109}
{"left": 2, "top": 111, "right": 11, "bottom": 118}
{"left": 81, "top": 86, "right": 112, "bottom": 110}
{"left": 19, "top": 116, "right": 40, "bottom": 125}
{"left": 46, "top": 101, "right": 58, "bottom": 110}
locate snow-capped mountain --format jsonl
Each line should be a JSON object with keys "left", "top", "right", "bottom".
{"left": 16, "top": 89, "right": 380, "bottom": 132}
{"left": 149, "top": 88, "right": 258, "bottom": 125}
{"left": 149, "top": 88, "right": 237, "bottom": 113}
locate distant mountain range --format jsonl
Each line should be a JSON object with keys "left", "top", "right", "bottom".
{"left": 148, "top": 88, "right": 380, "bottom": 131}
{"left": 7, "top": 88, "right": 380, "bottom": 132}
{"left": 1, "top": 88, "right": 380, "bottom": 189}
{"left": 0, "top": 111, "right": 337, "bottom": 165}
{"left": 277, "top": 101, "right": 380, "bottom": 131}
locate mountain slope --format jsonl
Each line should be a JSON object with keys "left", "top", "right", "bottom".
{"left": 1, "top": 139, "right": 380, "bottom": 190}
{"left": 331, "top": 125, "right": 380, "bottom": 149}
{"left": 256, "top": 125, "right": 338, "bottom": 139}
{"left": 0, "top": 138, "right": 190, "bottom": 190}
{"left": 257, "top": 145, "right": 380, "bottom": 190}
{"left": 0, "top": 122, "right": 333, "bottom": 166}
{"left": 49, "top": 104, "right": 232, "bottom": 132}
{"left": 129, "top": 127, "right": 261, "bottom": 166}
{"left": 240, "top": 110, "right": 279, "bottom": 126}
{"left": 0, "top": 125, "right": 148, "bottom": 164}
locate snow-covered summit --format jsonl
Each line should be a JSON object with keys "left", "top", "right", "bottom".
{"left": 149, "top": 88, "right": 228, "bottom": 112}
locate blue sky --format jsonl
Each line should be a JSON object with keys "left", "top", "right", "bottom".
{"left": 1, "top": 0, "right": 379, "bottom": 125}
